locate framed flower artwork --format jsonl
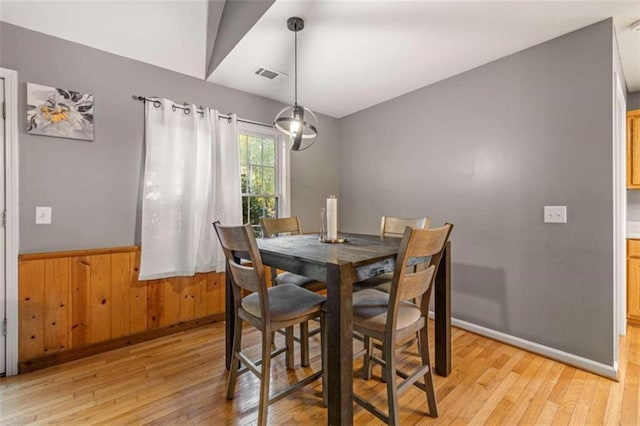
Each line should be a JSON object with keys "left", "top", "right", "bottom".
{"left": 27, "top": 83, "right": 94, "bottom": 141}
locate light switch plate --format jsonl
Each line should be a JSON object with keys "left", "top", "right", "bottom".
{"left": 35, "top": 206, "right": 52, "bottom": 224}
{"left": 544, "top": 206, "right": 567, "bottom": 223}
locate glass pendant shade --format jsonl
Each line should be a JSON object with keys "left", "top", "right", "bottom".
{"left": 274, "top": 104, "right": 318, "bottom": 151}
{"left": 274, "top": 17, "right": 318, "bottom": 151}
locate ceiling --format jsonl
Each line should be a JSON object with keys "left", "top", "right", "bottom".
{"left": 2, "top": 0, "right": 639, "bottom": 118}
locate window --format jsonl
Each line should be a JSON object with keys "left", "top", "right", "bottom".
{"left": 239, "top": 127, "right": 284, "bottom": 235}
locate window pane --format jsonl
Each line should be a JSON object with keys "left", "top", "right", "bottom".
{"left": 242, "top": 196, "right": 249, "bottom": 225}
{"left": 240, "top": 165, "right": 248, "bottom": 193}
{"left": 263, "top": 139, "right": 275, "bottom": 167}
{"left": 264, "top": 196, "right": 277, "bottom": 218}
{"left": 250, "top": 166, "right": 263, "bottom": 194}
{"left": 239, "top": 135, "right": 248, "bottom": 165}
{"left": 249, "top": 197, "right": 264, "bottom": 227}
{"left": 249, "top": 136, "right": 262, "bottom": 165}
{"left": 263, "top": 167, "right": 275, "bottom": 194}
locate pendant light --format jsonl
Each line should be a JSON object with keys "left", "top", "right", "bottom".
{"left": 274, "top": 17, "right": 318, "bottom": 151}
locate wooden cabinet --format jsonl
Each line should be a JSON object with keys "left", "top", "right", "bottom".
{"left": 627, "top": 239, "right": 640, "bottom": 326}
{"left": 627, "top": 109, "right": 640, "bottom": 188}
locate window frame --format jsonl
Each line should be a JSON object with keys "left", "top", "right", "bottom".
{"left": 237, "top": 122, "right": 289, "bottom": 233}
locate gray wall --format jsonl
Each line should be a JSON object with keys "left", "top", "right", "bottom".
{"left": 629, "top": 91, "right": 640, "bottom": 111}
{"left": 339, "top": 20, "right": 614, "bottom": 365}
{"left": 0, "top": 22, "right": 340, "bottom": 253}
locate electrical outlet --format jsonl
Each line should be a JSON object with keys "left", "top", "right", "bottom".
{"left": 544, "top": 206, "right": 567, "bottom": 224}
{"left": 35, "top": 206, "right": 52, "bottom": 224}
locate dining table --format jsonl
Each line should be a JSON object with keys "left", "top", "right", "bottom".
{"left": 224, "top": 232, "right": 451, "bottom": 426}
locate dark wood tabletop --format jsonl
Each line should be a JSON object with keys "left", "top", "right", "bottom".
{"left": 257, "top": 233, "right": 401, "bottom": 282}
{"left": 224, "top": 232, "right": 452, "bottom": 426}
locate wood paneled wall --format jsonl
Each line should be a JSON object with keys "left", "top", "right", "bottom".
{"left": 18, "top": 246, "right": 225, "bottom": 365}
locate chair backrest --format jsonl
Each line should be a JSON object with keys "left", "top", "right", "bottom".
{"left": 213, "top": 222, "right": 270, "bottom": 320}
{"left": 386, "top": 224, "right": 453, "bottom": 333}
{"left": 380, "top": 216, "right": 430, "bottom": 238}
{"left": 260, "top": 217, "right": 302, "bottom": 237}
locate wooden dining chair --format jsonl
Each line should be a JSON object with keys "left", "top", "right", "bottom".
{"left": 354, "top": 215, "right": 430, "bottom": 293}
{"left": 260, "top": 216, "right": 326, "bottom": 367}
{"left": 260, "top": 217, "right": 326, "bottom": 292}
{"left": 352, "top": 224, "right": 453, "bottom": 425}
{"left": 380, "top": 215, "right": 429, "bottom": 238}
{"left": 214, "top": 222, "right": 326, "bottom": 426}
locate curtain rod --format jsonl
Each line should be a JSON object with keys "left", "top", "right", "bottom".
{"left": 132, "top": 95, "right": 274, "bottom": 129}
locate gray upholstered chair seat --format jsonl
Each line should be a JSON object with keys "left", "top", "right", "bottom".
{"left": 352, "top": 288, "right": 421, "bottom": 333}
{"left": 276, "top": 271, "right": 326, "bottom": 292}
{"left": 242, "top": 284, "right": 326, "bottom": 322}
{"left": 275, "top": 271, "right": 318, "bottom": 287}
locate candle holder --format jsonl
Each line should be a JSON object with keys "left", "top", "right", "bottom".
{"left": 319, "top": 206, "right": 347, "bottom": 243}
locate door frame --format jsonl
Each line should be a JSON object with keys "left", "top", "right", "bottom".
{"left": 612, "top": 71, "right": 627, "bottom": 378}
{"left": 1, "top": 68, "right": 20, "bottom": 376}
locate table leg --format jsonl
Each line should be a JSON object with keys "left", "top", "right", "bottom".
{"left": 434, "top": 240, "right": 451, "bottom": 376}
{"left": 225, "top": 260, "right": 234, "bottom": 370}
{"left": 325, "top": 262, "right": 354, "bottom": 426}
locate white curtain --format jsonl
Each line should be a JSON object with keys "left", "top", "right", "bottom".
{"left": 278, "top": 135, "right": 291, "bottom": 217}
{"left": 139, "top": 100, "right": 241, "bottom": 280}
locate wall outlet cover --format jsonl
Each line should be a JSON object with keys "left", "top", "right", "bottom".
{"left": 544, "top": 206, "right": 567, "bottom": 224}
{"left": 35, "top": 206, "right": 52, "bottom": 224}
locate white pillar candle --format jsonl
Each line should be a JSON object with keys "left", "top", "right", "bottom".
{"left": 327, "top": 196, "right": 338, "bottom": 240}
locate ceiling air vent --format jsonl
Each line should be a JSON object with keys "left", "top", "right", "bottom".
{"left": 254, "top": 67, "right": 287, "bottom": 82}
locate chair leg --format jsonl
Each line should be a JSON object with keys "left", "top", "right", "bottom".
{"left": 381, "top": 347, "right": 387, "bottom": 383}
{"left": 226, "top": 315, "right": 243, "bottom": 400}
{"left": 320, "top": 314, "right": 328, "bottom": 407}
{"left": 258, "top": 329, "right": 273, "bottom": 426}
{"left": 384, "top": 340, "right": 400, "bottom": 426}
{"left": 300, "top": 321, "right": 310, "bottom": 367}
{"left": 363, "top": 336, "right": 373, "bottom": 380}
{"left": 285, "top": 326, "right": 295, "bottom": 369}
{"left": 364, "top": 337, "right": 388, "bottom": 383}
{"left": 419, "top": 325, "right": 439, "bottom": 417}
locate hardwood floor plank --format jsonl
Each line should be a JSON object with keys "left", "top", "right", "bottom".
{"left": 586, "top": 376, "right": 612, "bottom": 425}
{"left": 547, "top": 365, "right": 577, "bottom": 405}
{"left": 568, "top": 370, "right": 598, "bottom": 425}
{"left": 603, "top": 325, "right": 634, "bottom": 425}
{"left": 502, "top": 357, "right": 554, "bottom": 424}
{"left": 515, "top": 361, "right": 565, "bottom": 424}
{"left": 620, "top": 347, "right": 639, "bottom": 425}
{"left": 537, "top": 400, "right": 559, "bottom": 424}
{"left": 553, "top": 368, "right": 587, "bottom": 423}
{"left": 469, "top": 371, "right": 519, "bottom": 424}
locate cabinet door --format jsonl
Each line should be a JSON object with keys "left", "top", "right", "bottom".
{"left": 627, "top": 111, "right": 640, "bottom": 188}
{"left": 627, "top": 257, "right": 640, "bottom": 324}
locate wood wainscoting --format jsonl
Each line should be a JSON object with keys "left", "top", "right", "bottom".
{"left": 17, "top": 246, "right": 226, "bottom": 373}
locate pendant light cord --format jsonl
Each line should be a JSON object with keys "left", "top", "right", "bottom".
{"left": 294, "top": 29, "right": 298, "bottom": 106}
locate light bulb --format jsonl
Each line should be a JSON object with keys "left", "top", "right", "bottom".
{"left": 290, "top": 119, "right": 300, "bottom": 135}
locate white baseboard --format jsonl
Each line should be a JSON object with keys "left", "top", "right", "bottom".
{"left": 431, "top": 312, "right": 618, "bottom": 380}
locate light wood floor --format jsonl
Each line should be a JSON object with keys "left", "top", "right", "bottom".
{"left": 1, "top": 321, "right": 638, "bottom": 425}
